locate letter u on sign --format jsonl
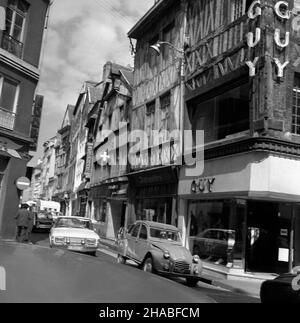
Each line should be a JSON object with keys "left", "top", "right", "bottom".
{"left": 0, "top": 266, "right": 6, "bottom": 291}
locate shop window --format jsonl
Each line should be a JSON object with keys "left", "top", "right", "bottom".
{"left": 188, "top": 200, "right": 245, "bottom": 267}
{"left": 188, "top": 81, "right": 249, "bottom": 145}
{"left": 95, "top": 201, "right": 107, "bottom": 223}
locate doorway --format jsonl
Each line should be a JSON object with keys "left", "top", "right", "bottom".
{"left": 246, "top": 201, "right": 291, "bottom": 274}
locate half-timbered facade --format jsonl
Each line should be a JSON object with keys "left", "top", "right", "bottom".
{"left": 127, "top": 0, "right": 184, "bottom": 227}
{"left": 90, "top": 62, "right": 133, "bottom": 240}
{"left": 178, "top": 0, "right": 300, "bottom": 280}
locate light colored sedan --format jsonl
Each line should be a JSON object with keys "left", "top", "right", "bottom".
{"left": 117, "top": 221, "right": 203, "bottom": 286}
{"left": 49, "top": 216, "right": 100, "bottom": 256}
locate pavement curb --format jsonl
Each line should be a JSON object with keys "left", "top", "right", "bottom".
{"left": 211, "top": 281, "right": 261, "bottom": 299}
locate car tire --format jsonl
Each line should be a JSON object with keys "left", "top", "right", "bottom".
{"left": 143, "top": 257, "right": 154, "bottom": 273}
{"left": 117, "top": 255, "right": 126, "bottom": 264}
{"left": 90, "top": 251, "right": 97, "bottom": 257}
{"left": 186, "top": 278, "right": 199, "bottom": 287}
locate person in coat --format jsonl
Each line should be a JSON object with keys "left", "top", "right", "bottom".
{"left": 15, "top": 204, "right": 31, "bottom": 243}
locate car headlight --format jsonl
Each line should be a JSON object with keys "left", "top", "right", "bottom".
{"left": 86, "top": 239, "right": 96, "bottom": 245}
{"left": 54, "top": 237, "right": 65, "bottom": 244}
{"left": 193, "top": 255, "right": 200, "bottom": 264}
{"left": 163, "top": 251, "right": 170, "bottom": 259}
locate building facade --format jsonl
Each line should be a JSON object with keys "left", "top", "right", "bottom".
{"left": 127, "top": 0, "right": 184, "bottom": 228}
{"left": 174, "top": 0, "right": 300, "bottom": 280}
{"left": 67, "top": 81, "right": 100, "bottom": 217}
{"left": 53, "top": 104, "right": 74, "bottom": 215}
{"left": 90, "top": 62, "right": 133, "bottom": 240}
{"left": 40, "top": 136, "right": 56, "bottom": 201}
{"left": 0, "top": 0, "right": 50, "bottom": 238}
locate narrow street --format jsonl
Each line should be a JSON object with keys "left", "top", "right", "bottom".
{"left": 28, "top": 232, "right": 260, "bottom": 304}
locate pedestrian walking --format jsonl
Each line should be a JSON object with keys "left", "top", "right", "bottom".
{"left": 15, "top": 204, "right": 31, "bottom": 243}
{"left": 25, "top": 208, "right": 34, "bottom": 244}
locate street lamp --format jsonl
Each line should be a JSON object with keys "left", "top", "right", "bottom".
{"left": 150, "top": 41, "right": 184, "bottom": 57}
{"left": 150, "top": 40, "right": 186, "bottom": 165}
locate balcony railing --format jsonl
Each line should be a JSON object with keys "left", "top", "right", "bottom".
{"left": 0, "top": 107, "right": 16, "bottom": 130}
{"left": 1, "top": 33, "right": 24, "bottom": 59}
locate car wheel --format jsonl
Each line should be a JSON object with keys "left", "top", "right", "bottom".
{"left": 117, "top": 255, "right": 126, "bottom": 264}
{"left": 186, "top": 278, "right": 199, "bottom": 287}
{"left": 90, "top": 251, "right": 97, "bottom": 257}
{"left": 143, "top": 257, "right": 154, "bottom": 273}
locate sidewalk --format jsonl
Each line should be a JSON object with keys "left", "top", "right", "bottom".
{"left": 211, "top": 279, "right": 262, "bottom": 298}
{"left": 98, "top": 237, "right": 262, "bottom": 299}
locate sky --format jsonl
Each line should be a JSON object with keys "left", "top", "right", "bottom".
{"left": 30, "top": 0, "right": 154, "bottom": 166}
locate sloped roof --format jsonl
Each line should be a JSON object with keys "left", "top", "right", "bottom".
{"left": 128, "top": 0, "right": 178, "bottom": 39}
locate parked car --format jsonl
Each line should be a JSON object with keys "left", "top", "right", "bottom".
{"left": 33, "top": 210, "right": 55, "bottom": 231}
{"left": 117, "top": 221, "right": 203, "bottom": 286}
{"left": 260, "top": 271, "right": 300, "bottom": 303}
{"left": 190, "top": 229, "right": 240, "bottom": 264}
{"left": 49, "top": 217, "right": 100, "bottom": 256}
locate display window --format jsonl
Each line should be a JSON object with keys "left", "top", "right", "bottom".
{"left": 136, "top": 197, "right": 173, "bottom": 224}
{"left": 188, "top": 200, "right": 245, "bottom": 267}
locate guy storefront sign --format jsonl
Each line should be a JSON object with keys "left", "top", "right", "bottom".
{"left": 246, "top": 0, "right": 291, "bottom": 78}
{"left": 191, "top": 178, "right": 215, "bottom": 194}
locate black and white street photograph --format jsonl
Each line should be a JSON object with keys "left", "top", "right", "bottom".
{"left": 1, "top": 0, "right": 300, "bottom": 310}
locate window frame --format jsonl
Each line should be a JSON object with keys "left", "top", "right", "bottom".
{"left": 5, "top": 0, "right": 28, "bottom": 43}
{"left": 139, "top": 225, "right": 148, "bottom": 240}
{"left": 0, "top": 75, "right": 20, "bottom": 113}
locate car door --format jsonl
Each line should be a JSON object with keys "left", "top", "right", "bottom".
{"left": 135, "top": 224, "right": 149, "bottom": 263}
{"left": 126, "top": 223, "right": 141, "bottom": 260}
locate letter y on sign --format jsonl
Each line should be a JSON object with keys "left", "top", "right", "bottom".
{"left": 0, "top": 7, "right": 5, "bottom": 31}
{"left": 0, "top": 266, "right": 6, "bottom": 291}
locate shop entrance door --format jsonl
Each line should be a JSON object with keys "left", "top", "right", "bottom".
{"left": 246, "top": 202, "right": 291, "bottom": 274}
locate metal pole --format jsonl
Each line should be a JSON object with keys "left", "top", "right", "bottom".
{"left": 179, "top": 0, "right": 187, "bottom": 166}
{"left": 289, "top": 205, "right": 296, "bottom": 273}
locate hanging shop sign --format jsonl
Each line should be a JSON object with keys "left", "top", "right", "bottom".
{"left": 246, "top": 0, "right": 290, "bottom": 78}
{"left": 191, "top": 178, "right": 215, "bottom": 194}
